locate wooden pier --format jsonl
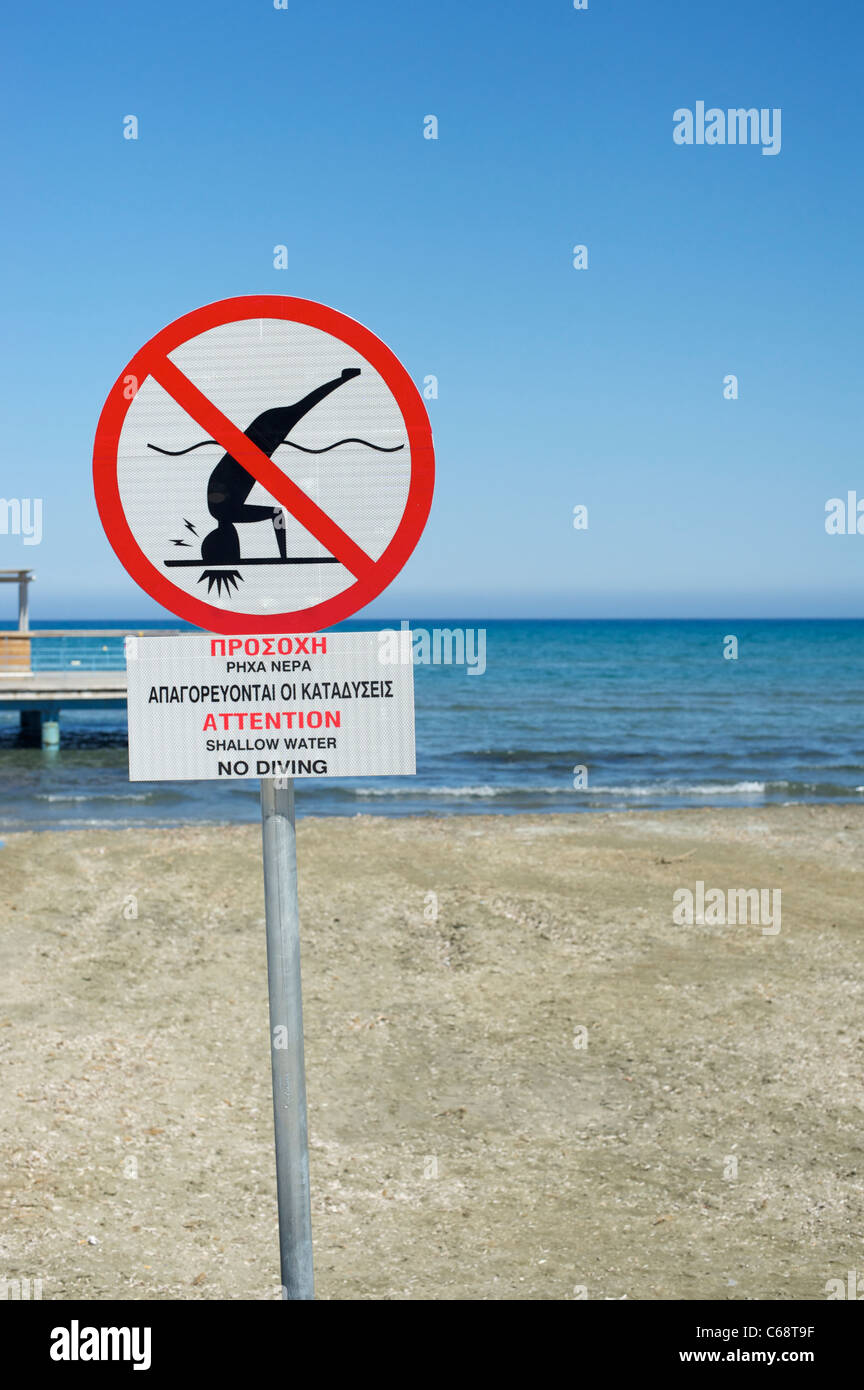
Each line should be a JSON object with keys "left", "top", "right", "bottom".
{"left": 0, "top": 628, "right": 181, "bottom": 746}
{"left": 0, "top": 574, "right": 185, "bottom": 746}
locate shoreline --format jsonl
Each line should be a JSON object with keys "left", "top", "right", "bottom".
{"left": 5, "top": 793, "right": 864, "bottom": 838}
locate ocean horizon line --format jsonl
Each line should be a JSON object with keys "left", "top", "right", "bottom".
{"left": 4, "top": 615, "right": 864, "bottom": 628}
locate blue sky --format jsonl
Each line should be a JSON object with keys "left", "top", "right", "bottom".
{"left": 1, "top": 0, "right": 863, "bottom": 619}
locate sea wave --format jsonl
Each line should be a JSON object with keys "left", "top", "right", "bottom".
{"left": 35, "top": 791, "right": 161, "bottom": 803}
{"left": 588, "top": 781, "right": 768, "bottom": 797}
{"left": 357, "top": 780, "right": 769, "bottom": 799}
{"left": 357, "top": 784, "right": 520, "bottom": 798}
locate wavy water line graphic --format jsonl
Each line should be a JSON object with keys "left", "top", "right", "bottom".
{"left": 147, "top": 437, "right": 404, "bottom": 456}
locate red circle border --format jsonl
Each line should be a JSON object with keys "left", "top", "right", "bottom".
{"left": 92, "top": 295, "right": 435, "bottom": 633}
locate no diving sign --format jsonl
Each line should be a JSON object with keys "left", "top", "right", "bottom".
{"left": 93, "top": 295, "right": 434, "bottom": 632}
{"left": 92, "top": 295, "right": 431, "bottom": 1302}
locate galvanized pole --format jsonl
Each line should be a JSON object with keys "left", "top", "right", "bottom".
{"left": 260, "top": 777, "right": 314, "bottom": 1300}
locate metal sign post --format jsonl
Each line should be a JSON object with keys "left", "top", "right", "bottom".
{"left": 260, "top": 776, "right": 314, "bottom": 1301}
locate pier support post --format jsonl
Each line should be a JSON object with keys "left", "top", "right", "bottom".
{"left": 20, "top": 710, "right": 42, "bottom": 743}
{"left": 19, "top": 709, "right": 60, "bottom": 747}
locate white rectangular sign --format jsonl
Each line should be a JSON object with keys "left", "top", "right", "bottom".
{"left": 125, "top": 631, "right": 415, "bottom": 781}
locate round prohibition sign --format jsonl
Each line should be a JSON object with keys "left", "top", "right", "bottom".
{"left": 93, "top": 295, "right": 435, "bottom": 633}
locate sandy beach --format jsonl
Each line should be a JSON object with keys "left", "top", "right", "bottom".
{"left": 1, "top": 805, "right": 862, "bottom": 1301}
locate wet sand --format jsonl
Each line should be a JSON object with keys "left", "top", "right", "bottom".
{"left": 0, "top": 805, "right": 862, "bottom": 1300}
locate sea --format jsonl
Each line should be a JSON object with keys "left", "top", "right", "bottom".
{"left": 1, "top": 618, "right": 862, "bottom": 832}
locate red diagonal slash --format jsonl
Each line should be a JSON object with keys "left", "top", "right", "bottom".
{"left": 148, "top": 353, "right": 377, "bottom": 580}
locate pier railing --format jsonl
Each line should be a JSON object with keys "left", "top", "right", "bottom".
{"left": 0, "top": 633, "right": 33, "bottom": 673}
{"left": 0, "top": 630, "right": 184, "bottom": 675}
